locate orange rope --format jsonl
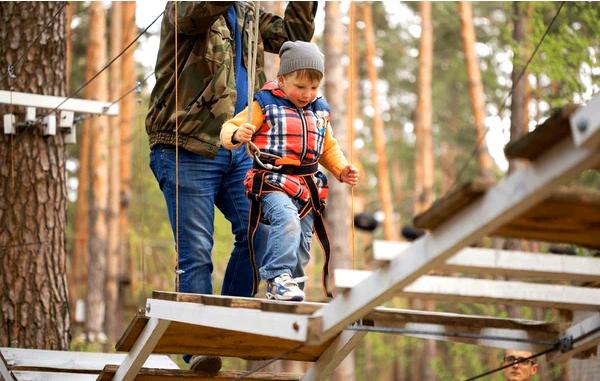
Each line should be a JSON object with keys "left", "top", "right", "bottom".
{"left": 348, "top": 3, "right": 357, "bottom": 270}
{"left": 174, "top": 1, "right": 180, "bottom": 292}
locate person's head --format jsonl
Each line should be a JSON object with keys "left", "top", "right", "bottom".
{"left": 277, "top": 41, "right": 324, "bottom": 108}
{"left": 503, "top": 350, "right": 539, "bottom": 381}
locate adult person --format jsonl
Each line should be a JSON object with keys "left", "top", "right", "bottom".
{"left": 503, "top": 349, "right": 539, "bottom": 381}
{"left": 146, "top": 1, "right": 317, "bottom": 372}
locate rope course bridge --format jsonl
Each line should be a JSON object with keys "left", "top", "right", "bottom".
{"left": 2, "top": 2, "right": 600, "bottom": 381}
{"left": 2, "top": 91, "right": 599, "bottom": 381}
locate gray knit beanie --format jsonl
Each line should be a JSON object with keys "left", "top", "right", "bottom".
{"left": 277, "top": 41, "right": 324, "bottom": 77}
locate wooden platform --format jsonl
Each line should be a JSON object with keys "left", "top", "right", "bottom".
{"left": 116, "top": 293, "right": 333, "bottom": 361}
{"left": 504, "top": 105, "right": 579, "bottom": 160}
{"left": 0, "top": 347, "right": 179, "bottom": 381}
{"left": 113, "top": 291, "right": 559, "bottom": 365}
{"left": 414, "top": 185, "right": 600, "bottom": 248}
{"left": 414, "top": 102, "right": 600, "bottom": 248}
{"left": 96, "top": 366, "right": 301, "bottom": 381}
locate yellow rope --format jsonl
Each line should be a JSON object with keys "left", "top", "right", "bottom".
{"left": 348, "top": 2, "right": 357, "bottom": 270}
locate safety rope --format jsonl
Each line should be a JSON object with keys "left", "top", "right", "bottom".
{"left": 174, "top": 1, "right": 180, "bottom": 292}
{"left": 463, "top": 324, "right": 600, "bottom": 380}
{"left": 448, "top": 1, "right": 566, "bottom": 194}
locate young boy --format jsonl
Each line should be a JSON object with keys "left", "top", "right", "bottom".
{"left": 220, "top": 41, "right": 359, "bottom": 301}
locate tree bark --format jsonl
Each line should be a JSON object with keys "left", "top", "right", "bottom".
{"left": 0, "top": 1, "right": 70, "bottom": 349}
{"left": 325, "top": 3, "right": 356, "bottom": 379}
{"left": 120, "top": 1, "right": 136, "bottom": 297}
{"left": 105, "top": 1, "right": 122, "bottom": 347}
{"left": 509, "top": 2, "right": 528, "bottom": 174}
{"left": 504, "top": 2, "right": 529, "bottom": 255}
{"left": 362, "top": 2, "right": 398, "bottom": 241}
{"left": 457, "top": 1, "right": 494, "bottom": 179}
{"left": 85, "top": 1, "right": 109, "bottom": 341}
{"left": 414, "top": 4, "right": 437, "bottom": 380}
{"left": 413, "top": 1, "right": 434, "bottom": 216}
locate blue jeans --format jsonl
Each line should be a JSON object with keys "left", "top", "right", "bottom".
{"left": 149, "top": 144, "right": 265, "bottom": 297}
{"left": 259, "top": 192, "right": 314, "bottom": 281}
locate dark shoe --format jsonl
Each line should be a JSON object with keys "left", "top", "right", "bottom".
{"left": 189, "top": 355, "right": 222, "bottom": 374}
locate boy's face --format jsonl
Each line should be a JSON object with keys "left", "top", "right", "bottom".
{"left": 279, "top": 72, "right": 320, "bottom": 108}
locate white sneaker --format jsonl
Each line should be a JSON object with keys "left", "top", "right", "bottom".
{"left": 266, "top": 273, "right": 305, "bottom": 301}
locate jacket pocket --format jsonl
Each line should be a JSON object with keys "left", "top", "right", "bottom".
{"left": 204, "top": 20, "right": 233, "bottom": 65}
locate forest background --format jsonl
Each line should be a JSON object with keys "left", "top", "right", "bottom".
{"left": 0, "top": 1, "right": 599, "bottom": 380}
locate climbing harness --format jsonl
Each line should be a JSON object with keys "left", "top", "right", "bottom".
{"left": 246, "top": 160, "right": 334, "bottom": 297}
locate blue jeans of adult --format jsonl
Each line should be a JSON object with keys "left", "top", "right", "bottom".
{"left": 259, "top": 191, "right": 314, "bottom": 282}
{"left": 149, "top": 144, "right": 265, "bottom": 297}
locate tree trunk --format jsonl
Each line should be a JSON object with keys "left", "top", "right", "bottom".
{"left": 120, "top": 1, "right": 136, "bottom": 298}
{"left": 504, "top": 2, "right": 529, "bottom": 255}
{"left": 324, "top": 3, "right": 356, "bottom": 378}
{"left": 413, "top": 1, "right": 434, "bottom": 216}
{"left": 0, "top": 1, "right": 70, "bottom": 349}
{"left": 105, "top": 1, "right": 122, "bottom": 348}
{"left": 414, "top": 3, "right": 437, "bottom": 380}
{"left": 362, "top": 2, "right": 398, "bottom": 241}
{"left": 64, "top": 1, "right": 77, "bottom": 319}
{"left": 85, "top": 1, "right": 110, "bottom": 342}
{"left": 457, "top": 1, "right": 494, "bottom": 179}
{"left": 509, "top": 1, "right": 528, "bottom": 174}
{"left": 65, "top": 2, "right": 73, "bottom": 91}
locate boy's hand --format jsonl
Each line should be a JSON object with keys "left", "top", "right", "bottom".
{"left": 340, "top": 165, "right": 359, "bottom": 186}
{"left": 233, "top": 123, "right": 255, "bottom": 144}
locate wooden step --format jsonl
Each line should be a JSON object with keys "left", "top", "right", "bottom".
{"left": 96, "top": 366, "right": 302, "bottom": 381}
{"left": 0, "top": 347, "right": 179, "bottom": 381}
{"left": 116, "top": 293, "right": 334, "bottom": 362}
{"left": 115, "top": 292, "right": 559, "bottom": 361}
{"left": 504, "top": 105, "right": 579, "bottom": 160}
{"left": 414, "top": 185, "right": 600, "bottom": 249}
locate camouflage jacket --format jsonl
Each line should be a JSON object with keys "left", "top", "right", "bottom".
{"left": 145, "top": 1, "right": 317, "bottom": 158}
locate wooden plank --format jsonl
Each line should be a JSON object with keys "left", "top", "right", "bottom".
{"left": 398, "top": 323, "right": 554, "bottom": 352}
{"left": 548, "top": 313, "right": 600, "bottom": 363}
{"left": 301, "top": 330, "right": 366, "bottom": 381}
{"left": 313, "top": 126, "right": 600, "bottom": 344}
{"left": 414, "top": 184, "right": 600, "bottom": 249}
{"left": 570, "top": 94, "right": 600, "bottom": 149}
{"left": 0, "top": 348, "right": 179, "bottom": 371}
{"left": 0, "top": 350, "right": 16, "bottom": 381}
{"left": 97, "top": 366, "right": 301, "bottom": 381}
{"left": 504, "top": 105, "right": 578, "bottom": 160}
{"left": 334, "top": 269, "right": 370, "bottom": 290}
{"left": 152, "top": 292, "right": 322, "bottom": 315}
{"left": 112, "top": 318, "right": 171, "bottom": 381}
{"left": 413, "top": 177, "right": 494, "bottom": 230}
{"left": 363, "top": 307, "right": 559, "bottom": 333}
{"left": 116, "top": 316, "right": 332, "bottom": 362}
{"left": 402, "top": 275, "right": 600, "bottom": 310}
{"left": 151, "top": 292, "right": 559, "bottom": 332}
{"left": 374, "top": 240, "right": 600, "bottom": 281}
{"left": 493, "top": 188, "right": 600, "bottom": 248}
{"left": 336, "top": 271, "right": 600, "bottom": 309}
{"left": 116, "top": 294, "right": 557, "bottom": 363}
{"left": 12, "top": 371, "right": 97, "bottom": 381}
{"left": 0, "top": 90, "right": 119, "bottom": 116}
{"left": 144, "top": 299, "right": 311, "bottom": 342}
